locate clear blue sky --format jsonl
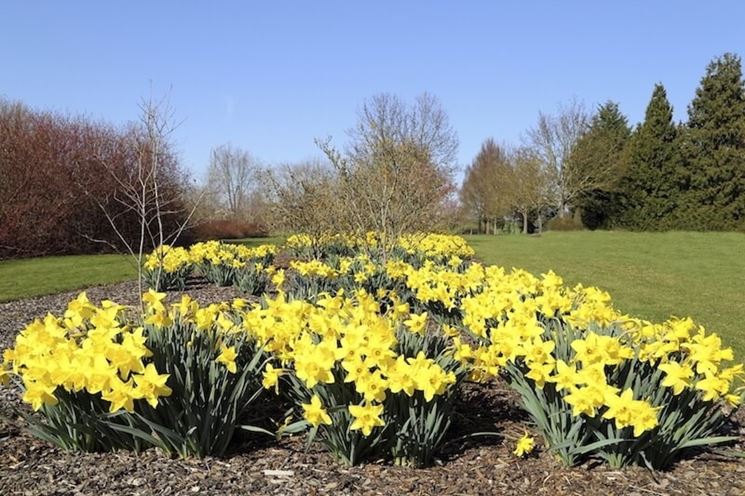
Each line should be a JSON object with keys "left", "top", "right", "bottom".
{"left": 2, "top": 1, "right": 744, "bottom": 181}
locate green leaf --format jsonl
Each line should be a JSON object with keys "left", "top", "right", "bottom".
{"left": 239, "top": 424, "right": 276, "bottom": 437}
{"left": 680, "top": 436, "right": 738, "bottom": 449}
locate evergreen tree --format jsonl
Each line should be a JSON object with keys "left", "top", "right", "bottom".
{"left": 679, "top": 52, "right": 745, "bottom": 229}
{"left": 618, "top": 84, "right": 678, "bottom": 229}
{"left": 569, "top": 101, "right": 631, "bottom": 228}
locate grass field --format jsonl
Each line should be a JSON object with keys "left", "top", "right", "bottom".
{"left": 1, "top": 232, "right": 742, "bottom": 360}
{"left": 0, "top": 254, "right": 135, "bottom": 302}
{"left": 466, "top": 231, "right": 745, "bottom": 358}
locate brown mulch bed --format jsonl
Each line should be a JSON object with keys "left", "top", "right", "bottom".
{"left": 1, "top": 282, "right": 745, "bottom": 495}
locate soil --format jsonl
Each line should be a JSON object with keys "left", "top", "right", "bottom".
{"left": 1, "top": 281, "right": 744, "bottom": 495}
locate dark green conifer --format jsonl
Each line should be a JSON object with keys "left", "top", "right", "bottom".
{"left": 569, "top": 101, "right": 630, "bottom": 228}
{"left": 679, "top": 53, "right": 745, "bottom": 229}
{"left": 618, "top": 84, "right": 678, "bottom": 229}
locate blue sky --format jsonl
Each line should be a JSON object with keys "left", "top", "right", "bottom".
{"left": 2, "top": 1, "right": 744, "bottom": 180}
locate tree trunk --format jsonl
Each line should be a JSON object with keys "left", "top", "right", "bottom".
{"left": 558, "top": 199, "right": 567, "bottom": 219}
{"left": 522, "top": 212, "right": 528, "bottom": 234}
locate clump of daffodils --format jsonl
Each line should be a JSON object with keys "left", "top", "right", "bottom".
{"left": 142, "top": 241, "right": 277, "bottom": 291}
{"left": 242, "top": 290, "right": 464, "bottom": 466}
{"left": 2, "top": 290, "right": 266, "bottom": 457}
{"left": 450, "top": 267, "right": 743, "bottom": 468}
{"left": 3, "top": 292, "right": 171, "bottom": 413}
{"left": 398, "top": 233, "right": 475, "bottom": 260}
{"left": 189, "top": 241, "right": 277, "bottom": 287}
{"left": 143, "top": 245, "right": 192, "bottom": 291}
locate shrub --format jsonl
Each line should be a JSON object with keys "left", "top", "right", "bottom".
{"left": 193, "top": 219, "right": 269, "bottom": 241}
{"left": 545, "top": 213, "right": 584, "bottom": 231}
{"left": 0, "top": 98, "right": 190, "bottom": 259}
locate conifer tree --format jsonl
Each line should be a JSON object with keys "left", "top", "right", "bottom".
{"left": 569, "top": 101, "right": 630, "bottom": 228}
{"left": 680, "top": 52, "right": 745, "bottom": 229}
{"left": 618, "top": 84, "right": 678, "bottom": 229}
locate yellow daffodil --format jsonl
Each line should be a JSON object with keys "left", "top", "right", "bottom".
{"left": 216, "top": 345, "right": 238, "bottom": 374}
{"left": 142, "top": 289, "right": 167, "bottom": 313}
{"left": 302, "top": 394, "right": 333, "bottom": 428}
{"left": 262, "top": 363, "right": 283, "bottom": 391}
{"left": 658, "top": 362, "right": 694, "bottom": 395}
{"left": 348, "top": 402, "right": 385, "bottom": 436}
{"left": 513, "top": 432, "right": 536, "bottom": 457}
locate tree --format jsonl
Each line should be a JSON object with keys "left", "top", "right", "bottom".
{"left": 569, "top": 101, "right": 631, "bottom": 228}
{"left": 348, "top": 92, "right": 458, "bottom": 172}
{"left": 526, "top": 99, "right": 590, "bottom": 218}
{"left": 679, "top": 52, "right": 745, "bottom": 229}
{"left": 509, "top": 148, "right": 553, "bottom": 233}
{"left": 264, "top": 159, "right": 340, "bottom": 257}
{"left": 617, "top": 84, "right": 678, "bottom": 229}
{"left": 460, "top": 138, "right": 512, "bottom": 233}
{"left": 207, "top": 144, "right": 263, "bottom": 220}
{"left": 85, "top": 94, "right": 199, "bottom": 299}
{"left": 319, "top": 93, "right": 458, "bottom": 253}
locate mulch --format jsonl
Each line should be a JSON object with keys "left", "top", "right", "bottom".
{"left": 1, "top": 281, "right": 744, "bottom": 495}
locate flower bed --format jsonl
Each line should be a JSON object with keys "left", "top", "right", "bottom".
{"left": 1, "top": 233, "right": 742, "bottom": 471}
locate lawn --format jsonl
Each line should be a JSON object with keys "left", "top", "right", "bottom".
{"left": 466, "top": 231, "right": 745, "bottom": 358}
{"left": 0, "top": 254, "right": 135, "bottom": 302}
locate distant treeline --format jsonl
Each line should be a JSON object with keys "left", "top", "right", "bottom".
{"left": 461, "top": 53, "right": 745, "bottom": 232}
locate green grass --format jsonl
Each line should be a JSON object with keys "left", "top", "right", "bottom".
{"left": 466, "top": 231, "right": 745, "bottom": 360}
{"left": 0, "top": 254, "right": 135, "bottom": 302}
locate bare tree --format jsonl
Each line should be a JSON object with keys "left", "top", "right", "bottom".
{"left": 260, "top": 93, "right": 458, "bottom": 257}
{"left": 207, "top": 144, "right": 262, "bottom": 219}
{"left": 525, "top": 99, "right": 590, "bottom": 218}
{"left": 321, "top": 138, "right": 453, "bottom": 252}
{"left": 509, "top": 148, "right": 553, "bottom": 234}
{"left": 315, "top": 92, "right": 457, "bottom": 255}
{"left": 82, "top": 94, "right": 202, "bottom": 303}
{"left": 263, "top": 159, "right": 340, "bottom": 257}
{"left": 348, "top": 92, "right": 459, "bottom": 172}
{"left": 460, "top": 138, "right": 512, "bottom": 234}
